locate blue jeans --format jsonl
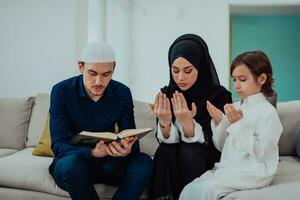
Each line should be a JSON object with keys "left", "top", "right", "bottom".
{"left": 50, "top": 152, "right": 153, "bottom": 200}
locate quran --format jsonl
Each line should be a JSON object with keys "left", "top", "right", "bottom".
{"left": 70, "top": 128, "right": 153, "bottom": 145}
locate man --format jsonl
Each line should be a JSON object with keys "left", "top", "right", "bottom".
{"left": 49, "top": 42, "right": 153, "bottom": 200}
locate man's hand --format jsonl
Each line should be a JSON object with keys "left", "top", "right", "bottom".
{"left": 91, "top": 140, "right": 108, "bottom": 158}
{"left": 106, "top": 136, "right": 137, "bottom": 157}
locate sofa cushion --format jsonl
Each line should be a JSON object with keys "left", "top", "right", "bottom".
{"left": 266, "top": 92, "right": 277, "bottom": 108}
{"left": 0, "top": 148, "right": 148, "bottom": 199}
{"left": 277, "top": 101, "right": 300, "bottom": 156}
{"left": 27, "top": 93, "right": 50, "bottom": 147}
{"left": 0, "top": 149, "right": 18, "bottom": 158}
{"left": 133, "top": 100, "right": 158, "bottom": 156}
{"left": 32, "top": 114, "right": 54, "bottom": 157}
{"left": 0, "top": 187, "right": 69, "bottom": 200}
{"left": 294, "top": 125, "right": 300, "bottom": 158}
{"left": 0, "top": 97, "right": 33, "bottom": 149}
{"left": 93, "top": 181, "right": 148, "bottom": 199}
{"left": 0, "top": 148, "right": 68, "bottom": 197}
{"left": 225, "top": 156, "right": 300, "bottom": 200}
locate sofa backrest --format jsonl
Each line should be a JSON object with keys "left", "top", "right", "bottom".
{"left": 277, "top": 100, "right": 300, "bottom": 156}
{"left": 23, "top": 94, "right": 300, "bottom": 157}
{"left": 0, "top": 97, "right": 33, "bottom": 150}
{"left": 133, "top": 100, "right": 158, "bottom": 156}
{"left": 26, "top": 93, "right": 49, "bottom": 147}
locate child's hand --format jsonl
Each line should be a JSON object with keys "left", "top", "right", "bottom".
{"left": 206, "top": 101, "right": 223, "bottom": 125}
{"left": 224, "top": 104, "right": 243, "bottom": 124}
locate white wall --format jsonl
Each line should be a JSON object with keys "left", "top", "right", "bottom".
{"left": 1, "top": 0, "right": 300, "bottom": 101}
{"left": 82, "top": 0, "right": 132, "bottom": 87}
{"left": 128, "top": 0, "right": 300, "bottom": 102}
{"left": 129, "top": 0, "right": 229, "bottom": 102}
{"left": 0, "top": 0, "right": 88, "bottom": 98}
{"left": 105, "top": 0, "right": 131, "bottom": 85}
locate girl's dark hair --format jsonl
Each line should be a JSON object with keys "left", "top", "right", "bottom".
{"left": 230, "top": 50, "right": 275, "bottom": 97}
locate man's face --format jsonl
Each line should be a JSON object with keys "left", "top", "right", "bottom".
{"left": 79, "top": 62, "right": 115, "bottom": 101}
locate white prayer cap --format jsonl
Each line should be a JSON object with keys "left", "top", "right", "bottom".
{"left": 79, "top": 42, "right": 115, "bottom": 63}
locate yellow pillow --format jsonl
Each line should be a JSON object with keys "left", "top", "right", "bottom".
{"left": 32, "top": 114, "right": 119, "bottom": 157}
{"left": 32, "top": 114, "right": 54, "bottom": 157}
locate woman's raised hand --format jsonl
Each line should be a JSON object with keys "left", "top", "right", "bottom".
{"left": 171, "top": 91, "right": 197, "bottom": 125}
{"left": 206, "top": 100, "right": 223, "bottom": 126}
{"left": 150, "top": 92, "right": 172, "bottom": 127}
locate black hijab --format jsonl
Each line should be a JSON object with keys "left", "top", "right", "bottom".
{"left": 161, "top": 34, "right": 231, "bottom": 135}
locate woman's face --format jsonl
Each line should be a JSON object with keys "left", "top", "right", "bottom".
{"left": 171, "top": 57, "right": 198, "bottom": 91}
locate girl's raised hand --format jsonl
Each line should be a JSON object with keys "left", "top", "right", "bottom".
{"left": 224, "top": 103, "right": 243, "bottom": 124}
{"left": 206, "top": 101, "right": 223, "bottom": 126}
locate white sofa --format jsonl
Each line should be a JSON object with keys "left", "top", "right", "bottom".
{"left": 0, "top": 93, "right": 300, "bottom": 200}
{"left": 0, "top": 93, "right": 158, "bottom": 200}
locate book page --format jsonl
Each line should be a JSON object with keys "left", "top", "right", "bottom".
{"left": 119, "top": 128, "right": 153, "bottom": 138}
{"left": 80, "top": 131, "right": 117, "bottom": 140}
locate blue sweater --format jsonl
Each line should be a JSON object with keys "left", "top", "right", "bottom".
{"left": 49, "top": 75, "right": 137, "bottom": 159}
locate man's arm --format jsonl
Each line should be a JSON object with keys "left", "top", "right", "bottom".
{"left": 118, "top": 87, "right": 136, "bottom": 131}
{"left": 50, "top": 85, "right": 91, "bottom": 158}
{"left": 110, "top": 87, "right": 139, "bottom": 154}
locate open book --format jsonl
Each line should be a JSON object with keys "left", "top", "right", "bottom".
{"left": 70, "top": 127, "right": 153, "bottom": 146}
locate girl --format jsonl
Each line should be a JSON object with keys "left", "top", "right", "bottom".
{"left": 179, "top": 50, "right": 283, "bottom": 200}
{"left": 149, "top": 34, "right": 232, "bottom": 200}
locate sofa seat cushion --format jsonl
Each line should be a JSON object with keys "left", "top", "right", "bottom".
{"left": 0, "top": 148, "right": 68, "bottom": 197}
{"left": 0, "top": 187, "right": 69, "bottom": 200}
{"left": 0, "top": 149, "right": 18, "bottom": 158}
{"left": 94, "top": 182, "right": 148, "bottom": 199}
{"left": 225, "top": 156, "right": 300, "bottom": 200}
{"left": 0, "top": 148, "right": 148, "bottom": 199}
{"left": 272, "top": 156, "right": 300, "bottom": 183}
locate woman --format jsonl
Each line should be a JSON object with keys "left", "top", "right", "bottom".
{"left": 149, "top": 34, "right": 232, "bottom": 200}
